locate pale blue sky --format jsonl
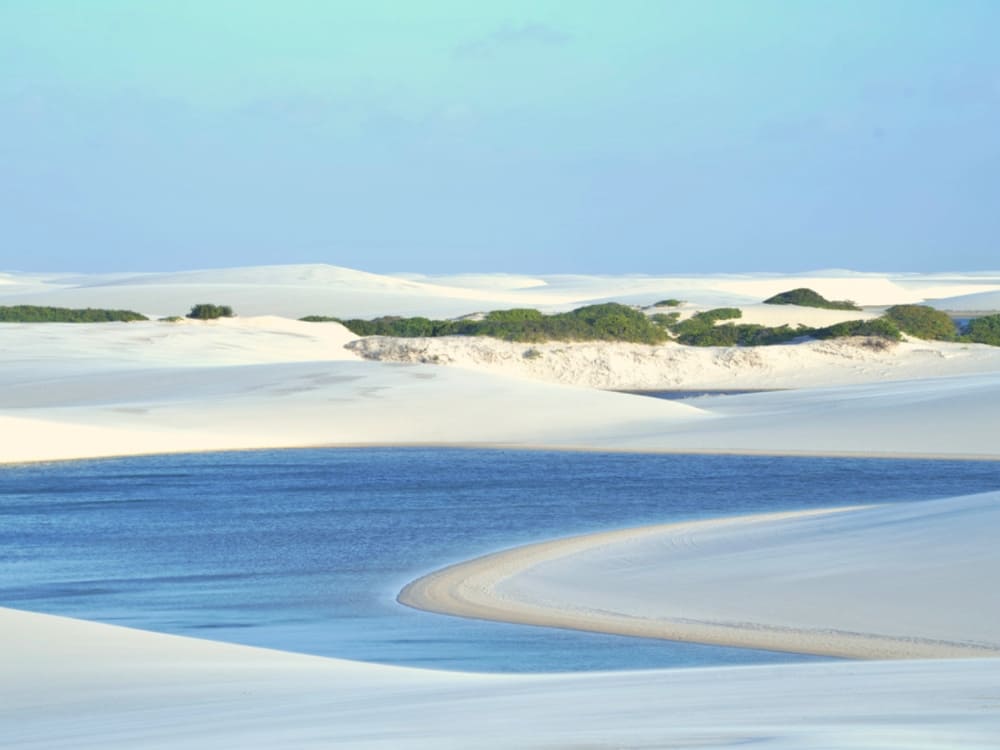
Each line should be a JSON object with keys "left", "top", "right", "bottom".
{"left": 2, "top": 1, "right": 998, "bottom": 273}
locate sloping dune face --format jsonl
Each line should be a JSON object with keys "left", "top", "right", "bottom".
{"left": 0, "top": 264, "right": 574, "bottom": 319}
{"left": 2, "top": 264, "right": 1000, "bottom": 464}
{"left": 930, "top": 289, "right": 1000, "bottom": 311}
{"left": 0, "top": 312, "right": 713, "bottom": 464}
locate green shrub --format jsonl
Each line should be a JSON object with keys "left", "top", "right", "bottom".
{"left": 763, "top": 288, "right": 860, "bottom": 311}
{"left": 652, "top": 298, "right": 683, "bottom": 308}
{"left": 676, "top": 322, "right": 807, "bottom": 347}
{"left": 736, "top": 324, "right": 808, "bottom": 346}
{"left": 676, "top": 323, "right": 741, "bottom": 347}
{"left": 962, "top": 314, "right": 1000, "bottom": 346}
{"left": 0, "top": 305, "right": 147, "bottom": 322}
{"left": 650, "top": 312, "right": 681, "bottom": 327}
{"left": 187, "top": 303, "right": 234, "bottom": 320}
{"left": 483, "top": 308, "right": 545, "bottom": 323}
{"left": 330, "top": 303, "right": 669, "bottom": 344}
{"left": 812, "top": 318, "right": 901, "bottom": 341}
{"left": 675, "top": 316, "right": 900, "bottom": 346}
{"left": 696, "top": 307, "right": 742, "bottom": 322}
{"left": 667, "top": 308, "right": 743, "bottom": 342}
{"left": 304, "top": 304, "right": 916, "bottom": 348}
{"left": 300, "top": 315, "right": 341, "bottom": 323}
{"left": 474, "top": 308, "right": 546, "bottom": 341}
{"left": 335, "top": 315, "right": 461, "bottom": 337}
{"left": 883, "top": 305, "right": 957, "bottom": 340}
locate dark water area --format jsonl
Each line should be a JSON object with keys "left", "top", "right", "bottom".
{"left": 2, "top": 448, "right": 999, "bottom": 673}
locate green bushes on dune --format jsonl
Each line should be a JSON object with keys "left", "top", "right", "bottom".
{"left": 0, "top": 305, "right": 147, "bottom": 322}
{"left": 649, "top": 312, "right": 681, "bottom": 327}
{"left": 304, "top": 301, "right": 911, "bottom": 347}
{"left": 883, "top": 305, "right": 958, "bottom": 341}
{"left": 763, "top": 288, "right": 861, "bottom": 311}
{"left": 811, "top": 318, "right": 902, "bottom": 341}
{"left": 187, "top": 303, "right": 234, "bottom": 320}
{"left": 962, "top": 314, "right": 1000, "bottom": 346}
{"left": 302, "top": 296, "right": 1000, "bottom": 348}
{"left": 667, "top": 308, "right": 744, "bottom": 345}
{"left": 334, "top": 314, "right": 469, "bottom": 337}
{"left": 307, "top": 303, "right": 670, "bottom": 344}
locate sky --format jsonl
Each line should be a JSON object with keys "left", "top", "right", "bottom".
{"left": 1, "top": 1, "right": 998, "bottom": 274}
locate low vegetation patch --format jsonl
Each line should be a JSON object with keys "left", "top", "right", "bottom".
{"left": 883, "top": 305, "right": 957, "bottom": 341}
{"left": 187, "top": 303, "right": 234, "bottom": 320}
{"left": 305, "top": 300, "right": 1000, "bottom": 349}
{"left": 811, "top": 318, "right": 902, "bottom": 341}
{"left": 649, "top": 311, "right": 681, "bottom": 327}
{"left": 669, "top": 314, "right": 904, "bottom": 347}
{"left": 305, "top": 303, "right": 670, "bottom": 344}
{"left": 0, "top": 305, "right": 147, "bottom": 322}
{"left": 763, "top": 288, "right": 861, "bottom": 311}
{"left": 962, "top": 314, "right": 1000, "bottom": 346}
{"left": 666, "top": 308, "right": 744, "bottom": 345}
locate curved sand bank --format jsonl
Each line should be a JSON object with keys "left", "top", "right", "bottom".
{"left": 401, "top": 495, "right": 1000, "bottom": 660}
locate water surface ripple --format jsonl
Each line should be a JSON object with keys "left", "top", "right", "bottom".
{"left": 3, "top": 448, "right": 999, "bottom": 672}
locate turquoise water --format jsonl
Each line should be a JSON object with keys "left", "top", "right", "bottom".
{"left": 2, "top": 448, "right": 998, "bottom": 672}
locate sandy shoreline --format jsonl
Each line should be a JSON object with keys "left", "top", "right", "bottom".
{"left": 6, "top": 439, "right": 1000, "bottom": 468}
{"left": 401, "top": 498, "right": 1000, "bottom": 661}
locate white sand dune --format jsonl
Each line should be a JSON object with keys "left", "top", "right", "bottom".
{"left": 0, "top": 361, "right": 706, "bottom": 463}
{"left": 394, "top": 272, "right": 551, "bottom": 290}
{"left": 1, "top": 316, "right": 359, "bottom": 373}
{"left": 5, "top": 265, "right": 1000, "bottom": 319}
{"left": 421, "top": 268, "right": 1000, "bottom": 308}
{"left": 3, "top": 265, "right": 1000, "bottom": 748}
{"left": 0, "top": 264, "right": 576, "bottom": 319}
{"left": 0, "top": 316, "right": 709, "bottom": 463}
{"left": 610, "top": 372, "right": 1000, "bottom": 459}
{"left": 930, "top": 289, "right": 1000, "bottom": 312}
{"left": 2, "top": 312, "right": 1000, "bottom": 464}
{"left": 402, "top": 492, "right": 1000, "bottom": 659}
{"left": 349, "top": 334, "right": 1000, "bottom": 390}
